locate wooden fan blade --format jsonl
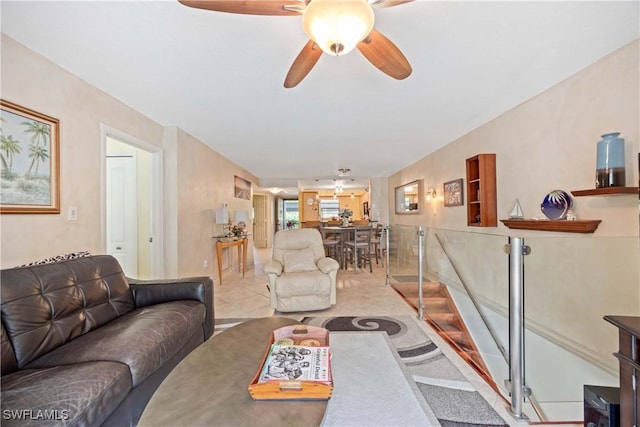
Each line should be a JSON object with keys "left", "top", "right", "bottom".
{"left": 284, "top": 40, "right": 322, "bottom": 88}
{"left": 370, "top": 0, "right": 414, "bottom": 8}
{"left": 357, "top": 29, "right": 412, "bottom": 80}
{"left": 178, "top": 0, "right": 303, "bottom": 16}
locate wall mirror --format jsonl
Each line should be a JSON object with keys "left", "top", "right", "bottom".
{"left": 395, "top": 180, "right": 423, "bottom": 214}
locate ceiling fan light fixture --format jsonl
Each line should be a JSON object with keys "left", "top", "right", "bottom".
{"left": 302, "top": 0, "right": 374, "bottom": 56}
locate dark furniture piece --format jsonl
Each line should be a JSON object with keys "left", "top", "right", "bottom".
{"left": 584, "top": 385, "right": 620, "bottom": 427}
{"left": 1, "top": 254, "right": 214, "bottom": 427}
{"left": 138, "top": 317, "right": 327, "bottom": 427}
{"left": 604, "top": 315, "right": 640, "bottom": 427}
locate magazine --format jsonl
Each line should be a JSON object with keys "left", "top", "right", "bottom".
{"left": 258, "top": 344, "right": 331, "bottom": 383}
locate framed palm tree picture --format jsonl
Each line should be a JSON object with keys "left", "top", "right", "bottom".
{"left": 0, "top": 100, "right": 60, "bottom": 214}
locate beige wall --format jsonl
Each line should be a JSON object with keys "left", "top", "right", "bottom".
{"left": 370, "top": 177, "right": 389, "bottom": 225}
{"left": 174, "top": 127, "right": 257, "bottom": 278}
{"left": 390, "top": 40, "right": 639, "bottom": 237}
{"left": 389, "top": 40, "right": 640, "bottom": 371}
{"left": 1, "top": 35, "right": 161, "bottom": 267}
{"left": 1, "top": 35, "right": 258, "bottom": 282}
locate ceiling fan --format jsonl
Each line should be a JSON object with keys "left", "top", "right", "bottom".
{"left": 178, "top": 0, "right": 413, "bottom": 88}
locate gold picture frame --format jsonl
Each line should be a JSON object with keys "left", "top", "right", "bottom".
{"left": 394, "top": 179, "right": 422, "bottom": 214}
{"left": 1, "top": 100, "right": 60, "bottom": 214}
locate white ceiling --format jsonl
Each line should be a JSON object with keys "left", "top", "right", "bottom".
{"left": 2, "top": 1, "right": 638, "bottom": 194}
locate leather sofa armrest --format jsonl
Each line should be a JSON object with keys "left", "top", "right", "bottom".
{"left": 317, "top": 257, "right": 339, "bottom": 274}
{"left": 263, "top": 260, "right": 283, "bottom": 276}
{"left": 129, "top": 277, "right": 214, "bottom": 340}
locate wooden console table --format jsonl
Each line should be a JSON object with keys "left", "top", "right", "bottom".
{"left": 604, "top": 315, "right": 640, "bottom": 427}
{"left": 214, "top": 236, "right": 248, "bottom": 285}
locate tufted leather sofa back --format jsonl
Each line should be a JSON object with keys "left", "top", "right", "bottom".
{"left": 1, "top": 255, "right": 135, "bottom": 374}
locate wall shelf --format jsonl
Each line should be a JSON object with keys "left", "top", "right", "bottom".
{"left": 571, "top": 187, "right": 638, "bottom": 197}
{"left": 500, "top": 219, "right": 601, "bottom": 233}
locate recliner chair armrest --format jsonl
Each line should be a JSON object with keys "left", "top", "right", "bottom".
{"left": 317, "top": 257, "right": 339, "bottom": 274}
{"left": 129, "top": 277, "right": 214, "bottom": 339}
{"left": 263, "top": 260, "right": 283, "bottom": 276}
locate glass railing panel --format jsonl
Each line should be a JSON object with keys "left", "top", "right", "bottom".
{"left": 522, "top": 235, "right": 639, "bottom": 422}
{"left": 424, "top": 228, "right": 511, "bottom": 397}
{"left": 387, "top": 224, "right": 422, "bottom": 279}
{"left": 388, "top": 225, "right": 639, "bottom": 424}
{"left": 387, "top": 225, "right": 511, "bottom": 402}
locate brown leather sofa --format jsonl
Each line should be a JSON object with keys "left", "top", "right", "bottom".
{"left": 1, "top": 254, "right": 214, "bottom": 426}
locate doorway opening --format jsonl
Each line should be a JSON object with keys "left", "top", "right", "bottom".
{"left": 101, "top": 125, "right": 164, "bottom": 278}
{"left": 283, "top": 199, "right": 299, "bottom": 229}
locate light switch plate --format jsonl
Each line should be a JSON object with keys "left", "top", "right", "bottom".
{"left": 68, "top": 206, "right": 78, "bottom": 221}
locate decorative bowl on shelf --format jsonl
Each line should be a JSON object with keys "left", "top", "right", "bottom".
{"left": 540, "top": 190, "right": 573, "bottom": 220}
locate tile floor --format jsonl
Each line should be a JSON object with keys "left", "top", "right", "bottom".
{"left": 214, "top": 247, "right": 565, "bottom": 427}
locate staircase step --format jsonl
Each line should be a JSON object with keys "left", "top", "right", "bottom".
{"left": 422, "top": 282, "right": 445, "bottom": 296}
{"left": 423, "top": 296, "right": 448, "bottom": 306}
{"left": 423, "top": 297, "right": 451, "bottom": 312}
{"left": 391, "top": 282, "right": 446, "bottom": 299}
{"left": 446, "top": 331, "right": 472, "bottom": 349}
{"left": 427, "top": 312, "right": 458, "bottom": 323}
{"left": 433, "top": 321, "right": 462, "bottom": 332}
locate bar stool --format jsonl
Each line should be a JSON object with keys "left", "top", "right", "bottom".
{"left": 343, "top": 226, "right": 373, "bottom": 272}
{"left": 370, "top": 224, "right": 383, "bottom": 266}
{"left": 371, "top": 225, "right": 387, "bottom": 267}
{"left": 320, "top": 227, "right": 340, "bottom": 261}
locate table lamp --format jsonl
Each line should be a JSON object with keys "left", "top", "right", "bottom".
{"left": 216, "top": 206, "right": 231, "bottom": 236}
{"left": 234, "top": 210, "right": 250, "bottom": 233}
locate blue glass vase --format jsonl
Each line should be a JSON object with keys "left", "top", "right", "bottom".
{"left": 595, "top": 132, "right": 626, "bottom": 188}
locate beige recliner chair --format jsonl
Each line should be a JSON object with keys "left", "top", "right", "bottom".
{"left": 263, "top": 228, "right": 339, "bottom": 312}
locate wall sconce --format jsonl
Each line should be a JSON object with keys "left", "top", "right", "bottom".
{"left": 426, "top": 187, "right": 437, "bottom": 200}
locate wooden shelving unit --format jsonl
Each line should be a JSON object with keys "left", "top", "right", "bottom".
{"left": 571, "top": 187, "right": 638, "bottom": 197}
{"left": 500, "top": 219, "right": 601, "bottom": 233}
{"left": 466, "top": 154, "right": 497, "bottom": 227}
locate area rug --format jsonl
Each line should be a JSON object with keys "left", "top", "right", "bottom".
{"left": 301, "top": 316, "right": 509, "bottom": 427}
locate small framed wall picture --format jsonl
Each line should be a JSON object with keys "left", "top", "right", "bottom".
{"left": 443, "top": 178, "right": 464, "bottom": 207}
{"left": 234, "top": 175, "right": 252, "bottom": 200}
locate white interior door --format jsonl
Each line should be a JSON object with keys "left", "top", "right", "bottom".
{"left": 102, "top": 126, "right": 163, "bottom": 278}
{"left": 106, "top": 154, "right": 138, "bottom": 276}
{"left": 253, "top": 195, "right": 267, "bottom": 248}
